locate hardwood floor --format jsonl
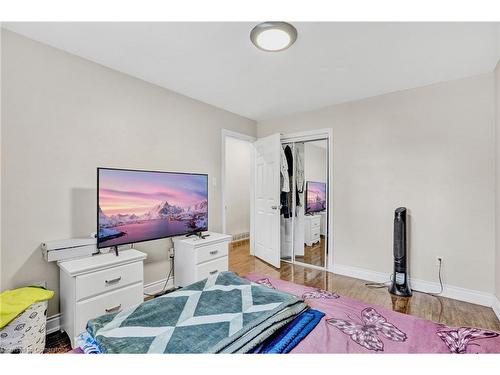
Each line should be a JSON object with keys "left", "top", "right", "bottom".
{"left": 229, "top": 240, "right": 500, "bottom": 331}
{"left": 294, "top": 236, "right": 326, "bottom": 267}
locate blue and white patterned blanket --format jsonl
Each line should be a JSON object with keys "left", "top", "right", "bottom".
{"left": 85, "top": 272, "right": 308, "bottom": 353}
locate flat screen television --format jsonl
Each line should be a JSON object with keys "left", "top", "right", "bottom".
{"left": 97, "top": 168, "right": 208, "bottom": 249}
{"left": 305, "top": 181, "right": 326, "bottom": 214}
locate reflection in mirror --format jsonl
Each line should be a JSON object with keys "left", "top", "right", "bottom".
{"left": 294, "top": 139, "right": 328, "bottom": 268}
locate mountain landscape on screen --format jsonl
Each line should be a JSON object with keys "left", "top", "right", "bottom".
{"left": 306, "top": 181, "right": 326, "bottom": 214}
{"left": 98, "top": 169, "right": 208, "bottom": 247}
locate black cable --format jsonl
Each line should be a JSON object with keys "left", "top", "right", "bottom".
{"left": 144, "top": 254, "right": 175, "bottom": 297}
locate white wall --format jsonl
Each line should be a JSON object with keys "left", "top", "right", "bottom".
{"left": 224, "top": 137, "right": 252, "bottom": 236}
{"left": 259, "top": 73, "right": 496, "bottom": 294}
{"left": 304, "top": 142, "right": 327, "bottom": 183}
{"left": 496, "top": 61, "right": 500, "bottom": 301}
{"left": 0, "top": 30, "right": 256, "bottom": 316}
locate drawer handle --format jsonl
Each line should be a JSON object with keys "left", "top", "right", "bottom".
{"left": 209, "top": 250, "right": 218, "bottom": 255}
{"left": 105, "top": 304, "right": 121, "bottom": 313}
{"left": 105, "top": 277, "right": 122, "bottom": 285}
{"left": 209, "top": 270, "right": 218, "bottom": 275}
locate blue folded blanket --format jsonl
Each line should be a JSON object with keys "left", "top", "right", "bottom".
{"left": 84, "top": 272, "right": 308, "bottom": 353}
{"left": 251, "top": 309, "right": 324, "bottom": 354}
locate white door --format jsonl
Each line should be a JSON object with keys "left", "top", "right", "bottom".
{"left": 253, "top": 133, "right": 281, "bottom": 268}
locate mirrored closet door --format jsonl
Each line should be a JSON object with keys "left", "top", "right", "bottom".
{"left": 279, "top": 138, "right": 329, "bottom": 269}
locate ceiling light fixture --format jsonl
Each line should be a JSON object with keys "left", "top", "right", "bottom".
{"left": 250, "top": 22, "right": 297, "bottom": 52}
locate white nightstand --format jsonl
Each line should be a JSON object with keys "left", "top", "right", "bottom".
{"left": 173, "top": 232, "right": 231, "bottom": 287}
{"left": 58, "top": 249, "right": 147, "bottom": 347}
{"left": 304, "top": 215, "right": 321, "bottom": 246}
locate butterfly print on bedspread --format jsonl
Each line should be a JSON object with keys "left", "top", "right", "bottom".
{"left": 255, "top": 278, "right": 275, "bottom": 289}
{"left": 436, "top": 327, "right": 499, "bottom": 354}
{"left": 326, "top": 307, "right": 407, "bottom": 352}
{"left": 302, "top": 288, "right": 340, "bottom": 300}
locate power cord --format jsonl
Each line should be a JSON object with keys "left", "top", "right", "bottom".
{"left": 365, "top": 274, "right": 393, "bottom": 289}
{"left": 365, "top": 281, "right": 390, "bottom": 289}
{"left": 364, "top": 259, "right": 444, "bottom": 297}
{"left": 144, "top": 253, "right": 175, "bottom": 297}
{"left": 413, "top": 258, "right": 443, "bottom": 297}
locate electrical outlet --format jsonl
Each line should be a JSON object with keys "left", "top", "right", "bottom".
{"left": 435, "top": 256, "right": 443, "bottom": 266}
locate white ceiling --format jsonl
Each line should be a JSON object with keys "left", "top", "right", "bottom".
{"left": 3, "top": 22, "right": 499, "bottom": 121}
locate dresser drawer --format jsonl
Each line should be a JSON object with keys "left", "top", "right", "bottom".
{"left": 196, "top": 242, "right": 228, "bottom": 265}
{"left": 311, "top": 220, "right": 320, "bottom": 229}
{"left": 74, "top": 282, "right": 143, "bottom": 337}
{"left": 312, "top": 229, "right": 320, "bottom": 239}
{"left": 196, "top": 256, "right": 228, "bottom": 280}
{"left": 75, "top": 261, "right": 143, "bottom": 301}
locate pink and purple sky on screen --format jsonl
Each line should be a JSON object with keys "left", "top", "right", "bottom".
{"left": 99, "top": 169, "right": 208, "bottom": 216}
{"left": 307, "top": 182, "right": 326, "bottom": 203}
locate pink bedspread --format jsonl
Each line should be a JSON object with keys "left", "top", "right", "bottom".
{"left": 245, "top": 274, "right": 500, "bottom": 354}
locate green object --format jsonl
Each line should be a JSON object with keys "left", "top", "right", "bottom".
{"left": 0, "top": 287, "right": 54, "bottom": 329}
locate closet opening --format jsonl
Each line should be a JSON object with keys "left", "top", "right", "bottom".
{"left": 221, "top": 130, "right": 256, "bottom": 255}
{"left": 280, "top": 135, "right": 330, "bottom": 270}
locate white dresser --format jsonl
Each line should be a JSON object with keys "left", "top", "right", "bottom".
{"left": 173, "top": 232, "right": 231, "bottom": 287}
{"left": 58, "top": 249, "right": 147, "bottom": 347}
{"left": 304, "top": 215, "right": 321, "bottom": 246}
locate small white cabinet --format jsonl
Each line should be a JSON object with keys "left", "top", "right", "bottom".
{"left": 304, "top": 215, "right": 321, "bottom": 246}
{"left": 173, "top": 232, "right": 231, "bottom": 287}
{"left": 58, "top": 249, "right": 147, "bottom": 347}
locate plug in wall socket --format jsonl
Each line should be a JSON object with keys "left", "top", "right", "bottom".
{"left": 435, "top": 256, "right": 443, "bottom": 266}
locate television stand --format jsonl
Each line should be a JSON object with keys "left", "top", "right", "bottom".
{"left": 185, "top": 231, "right": 210, "bottom": 239}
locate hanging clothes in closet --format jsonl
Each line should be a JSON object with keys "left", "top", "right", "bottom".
{"left": 280, "top": 144, "right": 304, "bottom": 218}
{"left": 281, "top": 145, "right": 293, "bottom": 218}
{"left": 280, "top": 145, "right": 293, "bottom": 259}
{"left": 295, "top": 144, "right": 304, "bottom": 209}
{"left": 293, "top": 143, "right": 305, "bottom": 256}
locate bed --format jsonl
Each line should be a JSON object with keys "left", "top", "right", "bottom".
{"left": 73, "top": 272, "right": 500, "bottom": 354}
{"left": 246, "top": 274, "right": 500, "bottom": 354}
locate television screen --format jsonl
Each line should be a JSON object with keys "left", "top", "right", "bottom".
{"left": 306, "top": 181, "right": 326, "bottom": 214}
{"left": 97, "top": 168, "right": 208, "bottom": 248}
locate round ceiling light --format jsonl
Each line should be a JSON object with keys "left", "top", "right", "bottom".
{"left": 250, "top": 22, "right": 297, "bottom": 52}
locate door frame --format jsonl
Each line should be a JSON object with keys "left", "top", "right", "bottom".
{"left": 221, "top": 129, "right": 256, "bottom": 254}
{"left": 280, "top": 128, "right": 334, "bottom": 272}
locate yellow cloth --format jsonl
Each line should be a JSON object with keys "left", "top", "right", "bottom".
{"left": 0, "top": 287, "right": 54, "bottom": 329}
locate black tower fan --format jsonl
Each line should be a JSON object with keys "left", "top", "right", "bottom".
{"left": 388, "top": 207, "right": 412, "bottom": 297}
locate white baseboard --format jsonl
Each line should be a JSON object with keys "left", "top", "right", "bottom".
{"left": 333, "top": 263, "right": 496, "bottom": 308}
{"left": 46, "top": 278, "right": 175, "bottom": 334}
{"left": 493, "top": 297, "right": 500, "bottom": 322}
{"left": 143, "top": 277, "right": 175, "bottom": 296}
{"left": 333, "top": 264, "right": 389, "bottom": 284}
{"left": 46, "top": 313, "right": 61, "bottom": 335}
